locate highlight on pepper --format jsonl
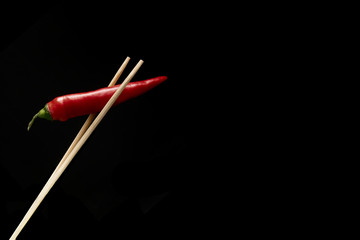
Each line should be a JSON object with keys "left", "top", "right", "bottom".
{"left": 28, "top": 76, "right": 167, "bottom": 130}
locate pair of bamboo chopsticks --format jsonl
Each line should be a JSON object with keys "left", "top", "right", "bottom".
{"left": 10, "top": 57, "right": 143, "bottom": 240}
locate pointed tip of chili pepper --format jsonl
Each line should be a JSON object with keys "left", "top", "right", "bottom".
{"left": 159, "top": 76, "right": 168, "bottom": 82}
{"left": 27, "top": 105, "right": 52, "bottom": 131}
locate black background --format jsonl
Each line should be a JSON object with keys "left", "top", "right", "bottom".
{"left": 0, "top": 2, "right": 230, "bottom": 239}
{"left": 0, "top": 2, "right": 311, "bottom": 239}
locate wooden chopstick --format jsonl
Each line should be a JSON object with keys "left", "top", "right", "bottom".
{"left": 10, "top": 59, "right": 143, "bottom": 240}
{"left": 53, "top": 56, "right": 130, "bottom": 173}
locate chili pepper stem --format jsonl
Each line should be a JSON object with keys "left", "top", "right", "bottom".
{"left": 27, "top": 105, "right": 52, "bottom": 131}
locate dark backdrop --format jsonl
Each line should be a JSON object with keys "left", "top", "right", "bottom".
{"left": 0, "top": 2, "right": 224, "bottom": 239}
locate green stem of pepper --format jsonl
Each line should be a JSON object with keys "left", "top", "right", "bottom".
{"left": 27, "top": 104, "right": 52, "bottom": 131}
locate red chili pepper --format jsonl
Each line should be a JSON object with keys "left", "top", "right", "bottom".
{"left": 28, "top": 76, "right": 167, "bottom": 130}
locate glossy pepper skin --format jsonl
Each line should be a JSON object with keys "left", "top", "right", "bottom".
{"left": 28, "top": 76, "right": 167, "bottom": 130}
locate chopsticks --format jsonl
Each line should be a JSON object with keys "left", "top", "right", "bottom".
{"left": 53, "top": 56, "right": 130, "bottom": 173}
{"left": 10, "top": 57, "right": 143, "bottom": 240}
